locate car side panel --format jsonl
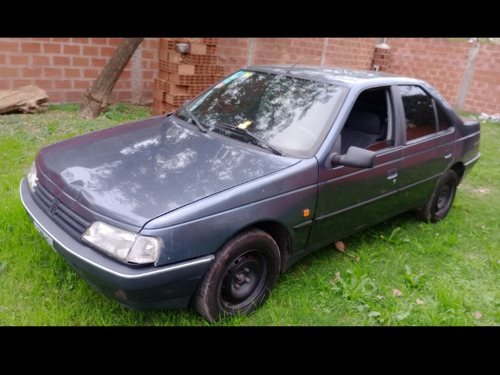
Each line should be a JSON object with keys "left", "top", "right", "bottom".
{"left": 308, "top": 146, "right": 404, "bottom": 251}
{"left": 143, "top": 160, "right": 320, "bottom": 266}
{"left": 398, "top": 129, "right": 456, "bottom": 207}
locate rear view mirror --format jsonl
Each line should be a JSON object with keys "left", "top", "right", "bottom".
{"left": 330, "top": 146, "right": 375, "bottom": 168}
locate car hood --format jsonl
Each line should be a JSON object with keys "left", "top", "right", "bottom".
{"left": 36, "top": 115, "right": 298, "bottom": 228}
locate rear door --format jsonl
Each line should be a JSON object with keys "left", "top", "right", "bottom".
{"left": 395, "top": 85, "right": 456, "bottom": 208}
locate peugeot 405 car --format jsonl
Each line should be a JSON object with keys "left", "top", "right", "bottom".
{"left": 20, "top": 65, "right": 481, "bottom": 322}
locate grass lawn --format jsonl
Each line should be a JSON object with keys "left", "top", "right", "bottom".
{"left": 0, "top": 103, "right": 498, "bottom": 326}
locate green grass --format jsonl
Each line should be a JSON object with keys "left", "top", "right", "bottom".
{"left": 1, "top": 104, "right": 498, "bottom": 326}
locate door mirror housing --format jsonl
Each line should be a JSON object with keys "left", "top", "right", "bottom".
{"left": 330, "top": 146, "right": 375, "bottom": 168}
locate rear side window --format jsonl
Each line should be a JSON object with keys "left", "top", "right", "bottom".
{"left": 398, "top": 85, "right": 450, "bottom": 142}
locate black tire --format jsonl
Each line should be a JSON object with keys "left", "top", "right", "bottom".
{"left": 418, "top": 169, "right": 458, "bottom": 223}
{"left": 193, "top": 228, "right": 281, "bottom": 323}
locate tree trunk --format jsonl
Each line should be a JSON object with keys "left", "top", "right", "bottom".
{"left": 79, "top": 38, "right": 143, "bottom": 119}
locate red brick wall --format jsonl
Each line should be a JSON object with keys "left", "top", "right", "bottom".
{"left": 0, "top": 37, "right": 158, "bottom": 104}
{"left": 386, "top": 38, "right": 470, "bottom": 109}
{"left": 216, "top": 38, "right": 377, "bottom": 74}
{"left": 385, "top": 38, "right": 500, "bottom": 114}
{"left": 1, "top": 37, "right": 499, "bottom": 115}
{"left": 467, "top": 42, "right": 500, "bottom": 114}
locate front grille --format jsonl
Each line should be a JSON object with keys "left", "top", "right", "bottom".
{"left": 33, "top": 181, "right": 91, "bottom": 240}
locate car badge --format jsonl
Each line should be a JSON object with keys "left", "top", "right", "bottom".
{"left": 49, "top": 199, "right": 60, "bottom": 216}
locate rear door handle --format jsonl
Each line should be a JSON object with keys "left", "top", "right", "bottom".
{"left": 387, "top": 168, "right": 398, "bottom": 180}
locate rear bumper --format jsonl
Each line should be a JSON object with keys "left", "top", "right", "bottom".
{"left": 20, "top": 178, "right": 213, "bottom": 311}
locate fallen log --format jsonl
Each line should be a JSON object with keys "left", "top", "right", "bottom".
{"left": 0, "top": 86, "right": 49, "bottom": 114}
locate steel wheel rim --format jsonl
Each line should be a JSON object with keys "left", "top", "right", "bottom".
{"left": 220, "top": 251, "right": 268, "bottom": 309}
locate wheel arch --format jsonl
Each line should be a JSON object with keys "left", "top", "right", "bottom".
{"left": 238, "top": 221, "right": 292, "bottom": 274}
{"left": 450, "top": 162, "right": 465, "bottom": 184}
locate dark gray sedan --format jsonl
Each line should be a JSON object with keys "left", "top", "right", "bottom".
{"left": 20, "top": 65, "right": 481, "bottom": 322}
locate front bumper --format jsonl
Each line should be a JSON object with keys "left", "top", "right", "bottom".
{"left": 20, "top": 178, "right": 213, "bottom": 311}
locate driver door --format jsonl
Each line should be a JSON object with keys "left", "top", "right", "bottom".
{"left": 308, "top": 87, "right": 405, "bottom": 249}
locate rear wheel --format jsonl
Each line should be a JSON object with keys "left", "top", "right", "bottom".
{"left": 418, "top": 169, "right": 458, "bottom": 222}
{"left": 193, "top": 228, "right": 280, "bottom": 323}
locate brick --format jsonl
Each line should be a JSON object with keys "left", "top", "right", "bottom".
{"left": 13, "top": 79, "right": 31, "bottom": 87}
{"left": 34, "top": 80, "right": 53, "bottom": 90}
{"left": 91, "top": 57, "right": 108, "bottom": 68}
{"left": 43, "top": 42, "right": 62, "bottom": 54}
{"left": 0, "top": 40, "right": 19, "bottom": 52}
{"left": 108, "top": 38, "right": 124, "bottom": 47}
{"left": 83, "top": 68, "right": 100, "bottom": 79}
{"left": 189, "top": 43, "right": 207, "bottom": 55}
{"left": 159, "top": 61, "right": 196, "bottom": 75}
{"left": 71, "top": 38, "right": 89, "bottom": 44}
{"left": 54, "top": 79, "right": 72, "bottom": 89}
{"left": 154, "top": 78, "right": 189, "bottom": 95}
{"left": 21, "top": 42, "right": 41, "bottom": 54}
{"left": 53, "top": 56, "right": 71, "bottom": 66}
{"left": 159, "top": 38, "right": 174, "bottom": 51}
{"left": 83, "top": 46, "right": 99, "bottom": 55}
{"left": 33, "top": 55, "right": 50, "bottom": 66}
{"left": 72, "top": 57, "right": 90, "bottom": 67}
{"left": 10, "top": 55, "right": 29, "bottom": 65}
{"left": 0, "top": 67, "right": 19, "bottom": 78}
{"left": 22, "top": 67, "right": 43, "bottom": 78}
{"left": 74, "top": 80, "right": 90, "bottom": 89}
{"left": 49, "top": 92, "right": 64, "bottom": 102}
{"left": 101, "top": 46, "right": 119, "bottom": 58}
{"left": 0, "top": 81, "right": 11, "bottom": 90}
{"left": 45, "top": 68, "right": 63, "bottom": 78}
{"left": 166, "top": 51, "right": 218, "bottom": 65}
{"left": 91, "top": 38, "right": 109, "bottom": 46}
{"left": 65, "top": 68, "right": 81, "bottom": 78}
{"left": 202, "top": 38, "right": 218, "bottom": 45}
{"left": 168, "top": 73, "right": 224, "bottom": 86}
{"left": 63, "top": 44, "right": 80, "bottom": 55}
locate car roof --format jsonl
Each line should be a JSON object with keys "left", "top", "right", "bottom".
{"left": 245, "top": 64, "right": 422, "bottom": 88}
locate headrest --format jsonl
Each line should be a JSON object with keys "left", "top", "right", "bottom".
{"left": 345, "top": 111, "right": 381, "bottom": 134}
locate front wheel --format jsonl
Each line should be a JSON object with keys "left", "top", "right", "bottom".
{"left": 193, "top": 228, "right": 280, "bottom": 323}
{"left": 418, "top": 169, "right": 458, "bottom": 222}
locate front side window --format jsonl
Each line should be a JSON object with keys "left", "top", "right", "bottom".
{"left": 340, "top": 87, "right": 393, "bottom": 154}
{"left": 179, "top": 70, "right": 346, "bottom": 158}
{"left": 398, "top": 85, "right": 451, "bottom": 142}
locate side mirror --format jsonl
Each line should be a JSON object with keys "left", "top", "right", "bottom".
{"left": 330, "top": 146, "right": 375, "bottom": 168}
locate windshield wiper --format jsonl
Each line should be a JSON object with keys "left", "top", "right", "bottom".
{"left": 215, "top": 122, "right": 283, "bottom": 156}
{"left": 180, "top": 105, "right": 207, "bottom": 133}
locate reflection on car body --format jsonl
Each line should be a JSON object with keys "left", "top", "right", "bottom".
{"left": 20, "top": 65, "right": 480, "bottom": 322}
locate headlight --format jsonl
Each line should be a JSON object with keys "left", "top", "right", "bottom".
{"left": 82, "top": 221, "right": 160, "bottom": 264}
{"left": 27, "top": 161, "right": 38, "bottom": 193}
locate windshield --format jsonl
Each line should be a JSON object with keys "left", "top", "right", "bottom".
{"left": 177, "top": 70, "right": 346, "bottom": 158}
